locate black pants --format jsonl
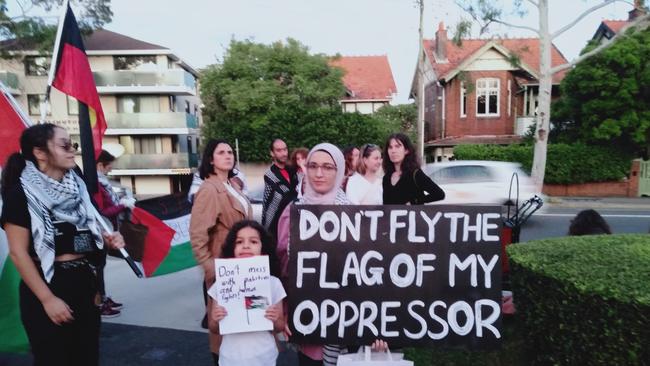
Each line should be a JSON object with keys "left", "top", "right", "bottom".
{"left": 20, "top": 260, "right": 101, "bottom": 366}
{"left": 95, "top": 248, "right": 107, "bottom": 298}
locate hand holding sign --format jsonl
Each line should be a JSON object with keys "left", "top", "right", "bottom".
{"left": 207, "top": 256, "right": 274, "bottom": 335}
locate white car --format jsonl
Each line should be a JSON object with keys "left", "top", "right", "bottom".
{"left": 422, "top": 160, "right": 541, "bottom": 206}
{"left": 247, "top": 186, "right": 264, "bottom": 223}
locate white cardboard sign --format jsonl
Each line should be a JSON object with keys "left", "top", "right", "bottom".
{"left": 208, "top": 255, "right": 273, "bottom": 335}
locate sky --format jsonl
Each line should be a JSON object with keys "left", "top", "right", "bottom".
{"left": 97, "top": 0, "right": 633, "bottom": 103}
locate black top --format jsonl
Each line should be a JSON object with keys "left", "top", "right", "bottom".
{"left": 382, "top": 169, "right": 445, "bottom": 205}
{"left": 1, "top": 184, "right": 97, "bottom": 257}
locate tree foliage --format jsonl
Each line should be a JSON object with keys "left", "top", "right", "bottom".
{"left": 373, "top": 103, "right": 417, "bottom": 141}
{"left": 201, "top": 38, "right": 394, "bottom": 161}
{"left": 0, "top": 0, "right": 112, "bottom": 55}
{"left": 552, "top": 27, "right": 650, "bottom": 157}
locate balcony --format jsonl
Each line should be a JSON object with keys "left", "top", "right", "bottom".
{"left": 0, "top": 71, "right": 21, "bottom": 94}
{"left": 111, "top": 153, "right": 199, "bottom": 173}
{"left": 93, "top": 69, "right": 196, "bottom": 95}
{"left": 105, "top": 112, "right": 199, "bottom": 133}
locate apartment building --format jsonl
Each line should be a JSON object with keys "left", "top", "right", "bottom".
{"left": 0, "top": 29, "right": 201, "bottom": 196}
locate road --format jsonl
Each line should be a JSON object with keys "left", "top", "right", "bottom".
{"left": 2, "top": 202, "right": 648, "bottom": 365}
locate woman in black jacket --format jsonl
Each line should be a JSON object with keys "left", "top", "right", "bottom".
{"left": 382, "top": 133, "right": 445, "bottom": 204}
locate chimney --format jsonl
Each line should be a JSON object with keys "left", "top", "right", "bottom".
{"left": 435, "top": 22, "right": 448, "bottom": 61}
{"left": 629, "top": 0, "right": 646, "bottom": 20}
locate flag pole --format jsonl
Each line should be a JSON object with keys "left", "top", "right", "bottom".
{"left": 78, "top": 102, "right": 98, "bottom": 195}
{"left": 42, "top": 0, "right": 69, "bottom": 124}
{"left": 91, "top": 206, "right": 143, "bottom": 278}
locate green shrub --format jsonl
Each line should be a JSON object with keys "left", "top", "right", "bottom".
{"left": 507, "top": 234, "right": 650, "bottom": 365}
{"left": 453, "top": 143, "right": 631, "bottom": 184}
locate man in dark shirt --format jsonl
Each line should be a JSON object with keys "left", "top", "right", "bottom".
{"left": 262, "top": 139, "right": 298, "bottom": 239}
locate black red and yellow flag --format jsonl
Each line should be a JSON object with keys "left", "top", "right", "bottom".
{"left": 48, "top": 2, "right": 106, "bottom": 159}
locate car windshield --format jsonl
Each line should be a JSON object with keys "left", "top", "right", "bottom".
{"left": 430, "top": 165, "right": 495, "bottom": 184}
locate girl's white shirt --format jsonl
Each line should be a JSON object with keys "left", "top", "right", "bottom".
{"left": 345, "top": 172, "right": 383, "bottom": 205}
{"left": 218, "top": 276, "right": 286, "bottom": 366}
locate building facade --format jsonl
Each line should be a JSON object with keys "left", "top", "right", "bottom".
{"left": 330, "top": 55, "right": 397, "bottom": 114}
{"left": 412, "top": 23, "right": 569, "bottom": 161}
{"left": 0, "top": 30, "right": 201, "bottom": 197}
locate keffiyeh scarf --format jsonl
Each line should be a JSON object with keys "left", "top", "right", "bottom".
{"left": 20, "top": 162, "right": 103, "bottom": 283}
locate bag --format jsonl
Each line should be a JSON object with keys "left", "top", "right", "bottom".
{"left": 336, "top": 346, "right": 413, "bottom": 366}
{"left": 116, "top": 219, "right": 148, "bottom": 261}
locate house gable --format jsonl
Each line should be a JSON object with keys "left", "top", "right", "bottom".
{"left": 441, "top": 42, "right": 539, "bottom": 83}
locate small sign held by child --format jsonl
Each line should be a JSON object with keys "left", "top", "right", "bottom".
{"left": 208, "top": 255, "right": 273, "bottom": 334}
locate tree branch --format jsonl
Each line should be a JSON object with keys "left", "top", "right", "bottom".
{"left": 487, "top": 17, "right": 540, "bottom": 34}
{"left": 552, "top": 0, "right": 635, "bottom": 39}
{"left": 550, "top": 14, "right": 650, "bottom": 74}
{"left": 527, "top": 0, "right": 539, "bottom": 6}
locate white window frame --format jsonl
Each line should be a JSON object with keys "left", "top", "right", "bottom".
{"left": 507, "top": 79, "right": 512, "bottom": 117}
{"left": 460, "top": 81, "right": 467, "bottom": 118}
{"left": 476, "top": 78, "right": 500, "bottom": 117}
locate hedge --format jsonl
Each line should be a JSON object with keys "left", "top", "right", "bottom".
{"left": 507, "top": 234, "right": 650, "bottom": 365}
{"left": 452, "top": 143, "right": 631, "bottom": 184}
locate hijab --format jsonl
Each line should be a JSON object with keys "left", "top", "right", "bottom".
{"left": 302, "top": 143, "right": 347, "bottom": 205}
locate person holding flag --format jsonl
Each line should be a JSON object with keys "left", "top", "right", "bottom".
{"left": 1, "top": 123, "right": 125, "bottom": 366}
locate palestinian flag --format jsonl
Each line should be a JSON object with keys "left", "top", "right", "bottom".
{"left": 132, "top": 194, "right": 197, "bottom": 277}
{"left": 0, "top": 82, "right": 31, "bottom": 353}
{"left": 47, "top": 1, "right": 106, "bottom": 160}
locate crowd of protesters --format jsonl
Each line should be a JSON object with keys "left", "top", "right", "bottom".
{"left": 1, "top": 126, "right": 616, "bottom": 366}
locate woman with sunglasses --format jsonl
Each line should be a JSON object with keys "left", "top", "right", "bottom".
{"left": 1, "top": 123, "right": 125, "bottom": 366}
{"left": 345, "top": 143, "right": 383, "bottom": 205}
{"left": 382, "top": 133, "right": 445, "bottom": 205}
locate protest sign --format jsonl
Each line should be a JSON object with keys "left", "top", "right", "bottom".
{"left": 208, "top": 256, "right": 273, "bottom": 335}
{"left": 288, "top": 205, "right": 502, "bottom": 348}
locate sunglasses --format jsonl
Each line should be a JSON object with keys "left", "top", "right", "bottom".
{"left": 363, "top": 144, "right": 378, "bottom": 156}
{"left": 57, "top": 141, "right": 79, "bottom": 152}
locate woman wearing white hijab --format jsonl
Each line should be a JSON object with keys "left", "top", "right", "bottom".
{"left": 276, "top": 143, "right": 346, "bottom": 366}
{"left": 276, "top": 143, "right": 386, "bottom": 366}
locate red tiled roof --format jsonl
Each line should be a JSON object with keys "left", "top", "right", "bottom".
{"left": 602, "top": 20, "right": 630, "bottom": 34}
{"left": 423, "top": 37, "right": 569, "bottom": 84}
{"left": 330, "top": 55, "right": 397, "bottom": 101}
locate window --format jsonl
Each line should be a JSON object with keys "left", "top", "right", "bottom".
{"left": 460, "top": 82, "right": 467, "bottom": 118}
{"left": 113, "top": 56, "right": 157, "bottom": 70}
{"left": 476, "top": 78, "right": 499, "bottom": 117}
{"left": 185, "top": 100, "right": 190, "bottom": 114}
{"left": 27, "top": 94, "right": 49, "bottom": 116}
{"left": 507, "top": 80, "right": 512, "bottom": 117}
{"left": 25, "top": 57, "right": 50, "bottom": 76}
{"left": 168, "top": 95, "right": 176, "bottom": 112}
{"left": 194, "top": 105, "right": 198, "bottom": 117}
{"left": 67, "top": 96, "right": 79, "bottom": 115}
{"left": 117, "top": 95, "right": 160, "bottom": 113}
{"left": 430, "top": 165, "right": 495, "bottom": 184}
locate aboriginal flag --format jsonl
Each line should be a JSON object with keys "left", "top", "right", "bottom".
{"left": 48, "top": 2, "right": 106, "bottom": 160}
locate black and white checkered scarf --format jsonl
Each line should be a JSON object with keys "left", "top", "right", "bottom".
{"left": 20, "top": 162, "right": 103, "bottom": 283}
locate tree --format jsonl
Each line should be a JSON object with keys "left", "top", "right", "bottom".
{"left": 455, "top": 0, "right": 650, "bottom": 190}
{"left": 200, "top": 38, "right": 389, "bottom": 161}
{"left": 373, "top": 103, "right": 418, "bottom": 141}
{"left": 552, "top": 27, "right": 650, "bottom": 157}
{"left": 0, "top": 0, "right": 112, "bottom": 55}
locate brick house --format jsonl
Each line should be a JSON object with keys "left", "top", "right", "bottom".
{"left": 592, "top": 0, "right": 646, "bottom": 43}
{"left": 412, "top": 23, "right": 569, "bottom": 161}
{"left": 330, "top": 55, "right": 397, "bottom": 114}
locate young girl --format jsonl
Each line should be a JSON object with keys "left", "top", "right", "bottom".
{"left": 345, "top": 143, "right": 383, "bottom": 205}
{"left": 209, "top": 220, "right": 285, "bottom": 366}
